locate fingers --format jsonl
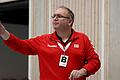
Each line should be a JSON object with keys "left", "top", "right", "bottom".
{"left": 69, "top": 70, "right": 74, "bottom": 80}
{"left": 69, "top": 68, "right": 87, "bottom": 80}
{"left": 0, "top": 21, "right": 5, "bottom": 29}
{"left": 69, "top": 70, "right": 81, "bottom": 80}
{"left": 0, "top": 21, "right": 2, "bottom": 26}
{"left": 0, "top": 21, "right": 6, "bottom": 36}
{"left": 0, "top": 21, "right": 3, "bottom": 26}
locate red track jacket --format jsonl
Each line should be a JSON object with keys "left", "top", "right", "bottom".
{"left": 3, "top": 30, "right": 100, "bottom": 80}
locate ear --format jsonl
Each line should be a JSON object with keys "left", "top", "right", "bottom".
{"left": 68, "top": 19, "right": 73, "bottom": 26}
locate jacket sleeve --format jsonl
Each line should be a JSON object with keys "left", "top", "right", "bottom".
{"left": 3, "top": 33, "right": 39, "bottom": 55}
{"left": 83, "top": 34, "right": 101, "bottom": 76}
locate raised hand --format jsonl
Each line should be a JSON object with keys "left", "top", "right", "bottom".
{"left": 0, "top": 21, "right": 6, "bottom": 36}
{"left": 0, "top": 21, "right": 10, "bottom": 40}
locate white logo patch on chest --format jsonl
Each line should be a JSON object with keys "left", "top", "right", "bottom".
{"left": 74, "top": 44, "right": 79, "bottom": 48}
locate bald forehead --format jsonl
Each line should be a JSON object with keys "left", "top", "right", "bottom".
{"left": 54, "top": 8, "right": 69, "bottom": 16}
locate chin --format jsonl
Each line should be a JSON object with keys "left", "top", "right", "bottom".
{"left": 53, "top": 27, "right": 58, "bottom": 31}
{"left": 53, "top": 26, "right": 59, "bottom": 29}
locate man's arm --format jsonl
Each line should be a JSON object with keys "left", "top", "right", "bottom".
{"left": 0, "top": 22, "right": 38, "bottom": 55}
{"left": 82, "top": 35, "right": 101, "bottom": 76}
{"left": 69, "top": 34, "right": 100, "bottom": 80}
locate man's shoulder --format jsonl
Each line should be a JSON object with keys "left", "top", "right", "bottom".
{"left": 36, "top": 33, "right": 51, "bottom": 39}
{"left": 74, "top": 31, "right": 88, "bottom": 38}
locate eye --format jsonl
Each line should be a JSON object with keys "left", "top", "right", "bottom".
{"left": 51, "top": 14, "right": 70, "bottom": 19}
{"left": 51, "top": 15, "right": 56, "bottom": 18}
{"left": 51, "top": 14, "right": 62, "bottom": 18}
{"left": 57, "top": 15, "right": 63, "bottom": 18}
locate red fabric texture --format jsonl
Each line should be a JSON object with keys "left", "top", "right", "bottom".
{"left": 3, "top": 30, "right": 100, "bottom": 80}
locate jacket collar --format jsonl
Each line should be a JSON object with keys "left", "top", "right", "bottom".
{"left": 50, "top": 29, "right": 79, "bottom": 43}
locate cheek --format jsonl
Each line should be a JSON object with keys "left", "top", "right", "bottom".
{"left": 61, "top": 21, "right": 69, "bottom": 27}
{"left": 60, "top": 20, "right": 68, "bottom": 24}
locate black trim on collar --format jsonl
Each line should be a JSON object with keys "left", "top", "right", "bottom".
{"left": 56, "top": 29, "right": 73, "bottom": 45}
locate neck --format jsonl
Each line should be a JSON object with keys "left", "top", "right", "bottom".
{"left": 56, "top": 29, "right": 72, "bottom": 41}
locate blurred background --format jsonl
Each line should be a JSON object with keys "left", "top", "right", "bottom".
{"left": 0, "top": 0, "right": 29, "bottom": 80}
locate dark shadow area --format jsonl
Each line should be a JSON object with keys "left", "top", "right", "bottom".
{"left": 0, "top": 0, "right": 29, "bottom": 25}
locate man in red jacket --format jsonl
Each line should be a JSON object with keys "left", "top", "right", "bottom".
{"left": 0, "top": 6, "right": 100, "bottom": 80}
